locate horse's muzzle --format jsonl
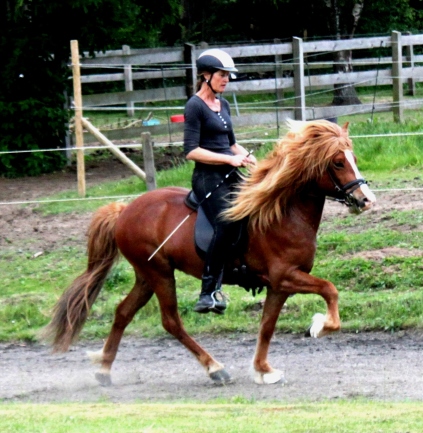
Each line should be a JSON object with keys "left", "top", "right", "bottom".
{"left": 348, "top": 184, "right": 376, "bottom": 214}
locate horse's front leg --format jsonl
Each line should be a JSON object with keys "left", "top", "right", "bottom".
{"left": 286, "top": 270, "right": 341, "bottom": 338}
{"left": 252, "top": 289, "right": 289, "bottom": 384}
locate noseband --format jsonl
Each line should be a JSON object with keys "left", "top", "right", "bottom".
{"left": 329, "top": 171, "right": 368, "bottom": 208}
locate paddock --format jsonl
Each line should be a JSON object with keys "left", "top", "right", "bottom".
{"left": 1, "top": 153, "right": 423, "bottom": 402}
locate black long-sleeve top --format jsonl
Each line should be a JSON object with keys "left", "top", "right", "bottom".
{"left": 183, "top": 95, "right": 236, "bottom": 160}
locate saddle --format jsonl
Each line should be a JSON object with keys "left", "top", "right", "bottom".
{"left": 184, "top": 190, "right": 266, "bottom": 295}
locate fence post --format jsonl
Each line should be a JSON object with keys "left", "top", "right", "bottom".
{"left": 184, "top": 43, "right": 196, "bottom": 99}
{"left": 292, "top": 37, "right": 306, "bottom": 121}
{"left": 405, "top": 32, "right": 415, "bottom": 96}
{"left": 63, "top": 87, "right": 72, "bottom": 166}
{"left": 70, "top": 40, "right": 86, "bottom": 197}
{"left": 142, "top": 132, "right": 157, "bottom": 191}
{"left": 123, "top": 45, "right": 135, "bottom": 117}
{"left": 392, "top": 31, "right": 404, "bottom": 123}
{"left": 274, "top": 38, "right": 284, "bottom": 106}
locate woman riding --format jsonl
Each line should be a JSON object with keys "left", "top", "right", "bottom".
{"left": 183, "top": 48, "right": 256, "bottom": 315}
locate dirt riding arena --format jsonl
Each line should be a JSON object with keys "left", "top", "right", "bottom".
{"left": 1, "top": 158, "right": 423, "bottom": 403}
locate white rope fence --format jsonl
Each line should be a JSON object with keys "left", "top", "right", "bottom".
{"left": 2, "top": 126, "right": 423, "bottom": 156}
{"left": 1, "top": 186, "right": 422, "bottom": 207}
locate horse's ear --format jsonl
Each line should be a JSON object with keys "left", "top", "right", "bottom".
{"left": 341, "top": 122, "right": 349, "bottom": 132}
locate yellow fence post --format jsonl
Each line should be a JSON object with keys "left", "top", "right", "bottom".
{"left": 70, "top": 39, "right": 86, "bottom": 196}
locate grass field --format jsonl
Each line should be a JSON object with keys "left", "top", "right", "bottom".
{"left": 1, "top": 400, "right": 423, "bottom": 432}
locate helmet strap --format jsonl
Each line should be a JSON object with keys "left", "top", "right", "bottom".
{"left": 205, "top": 72, "right": 218, "bottom": 94}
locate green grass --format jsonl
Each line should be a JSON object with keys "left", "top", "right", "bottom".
{"left": 1, "top": 400, "right": 423, "bottom": 433}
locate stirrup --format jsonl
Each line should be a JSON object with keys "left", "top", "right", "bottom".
{"left": 193, "top": 290, "right": 227, "bottom": 314}
{"left": 211, "top": 289, "right": 227, "bottom": 307}
{"left": 208, "top": 289, "right": 227, "bottom": 314}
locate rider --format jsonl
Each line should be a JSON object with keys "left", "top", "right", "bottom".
{"left": 183, "top": 48, "right": 256, "bottom": 314}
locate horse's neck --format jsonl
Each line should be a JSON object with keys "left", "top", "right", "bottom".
{"left": 290, "top": 191, "right": 326, "bottom": 232}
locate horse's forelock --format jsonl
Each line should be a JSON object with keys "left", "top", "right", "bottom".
{"left": 290, "top": 121, "right": 352, "bottom": 170}
{"left": 278, "top": 122, "right": 347, "bottom": 176}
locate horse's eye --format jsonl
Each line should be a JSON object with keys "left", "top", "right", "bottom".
{"left": 333, "top": 161, "right": 344, "bottom": 169}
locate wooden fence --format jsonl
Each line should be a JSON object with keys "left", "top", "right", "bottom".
{"left": 69, "top": 32, "right": 423, "bottom": 195}
{"left": 72, "top": 31, "right": 423, "bottom": 143}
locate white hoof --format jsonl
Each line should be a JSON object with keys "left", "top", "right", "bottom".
{"left": 308, "top": 313, "right": 326, "bottom": 338}
{"left": 87, "top": 349, "right": 103, "bottom": 364}
{"left": 253, "top": 369, "right": 285, "bottom": 385}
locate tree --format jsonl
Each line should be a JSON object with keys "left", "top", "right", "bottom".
{"left": 324, "top": 0, "right": 365, "bottom": 106}
{"left": 0, "top": 0, "right": 179, "bottom": 177}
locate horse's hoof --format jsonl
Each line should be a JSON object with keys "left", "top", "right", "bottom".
{"left": 253, "top": 369, "right": 286, "bottom": 385}
{"left": 306, "top": 313, "right": 326, "bottom": 338}
{"left": 210, "top": 369, "right": 232, "bottom": 384}
{"left": 95, "top": 372, "right": 112, "bottom": 387}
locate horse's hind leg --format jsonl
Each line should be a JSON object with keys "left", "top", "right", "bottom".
{"left": 87, "top": 274, "right": 154, "bottom": 386}
{"left": 152, "top": 273, "right": 232, "bottom": 384}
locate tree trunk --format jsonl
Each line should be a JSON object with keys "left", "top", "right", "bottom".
{"left": 332, "top": 50, "right": 362, "bottom": 105}
{"left": 327, "top": 0, "right": 364, "bottom": 106}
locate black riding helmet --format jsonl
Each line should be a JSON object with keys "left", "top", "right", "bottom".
{"left": 196, "top": 49, "right": 238, "bottom": 94}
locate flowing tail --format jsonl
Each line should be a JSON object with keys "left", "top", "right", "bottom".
{"left": 42, "top": 202, "right": 127, "bottom": 352}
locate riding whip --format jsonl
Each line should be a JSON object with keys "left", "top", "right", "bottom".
{"left": 147, "top": 151, "right": 253, "bottom": 261}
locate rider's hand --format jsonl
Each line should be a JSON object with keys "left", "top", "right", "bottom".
{"left": 230, "top": 154, "right": 249, "bottom": 167}
{"left": 246, "top": 154, "right": 257, "bottom": 166}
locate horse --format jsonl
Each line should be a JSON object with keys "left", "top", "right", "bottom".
{"left": 43, "top": 119, "right": 376, "bottom": 386}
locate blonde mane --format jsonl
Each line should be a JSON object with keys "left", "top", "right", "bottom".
{"left": 224, "top": 119, "right": 353, "bottom": 233}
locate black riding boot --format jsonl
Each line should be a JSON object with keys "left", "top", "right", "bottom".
{"left": 193, "top": 275, "right": 227, "bottom": 315}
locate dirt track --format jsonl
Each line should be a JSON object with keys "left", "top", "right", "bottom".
{"left": 1, "top": 158, "right": 423, "bottom": 403}
{"left": 1, "top": 331, "right": 423, "bottom": 403}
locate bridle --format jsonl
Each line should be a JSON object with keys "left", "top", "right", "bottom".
{"left": 328, "top": 170, "right": 368, "bottom": 209}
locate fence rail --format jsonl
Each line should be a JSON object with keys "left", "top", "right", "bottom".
{"left": 70, "top": 32, "right": 423, "bottom": 144}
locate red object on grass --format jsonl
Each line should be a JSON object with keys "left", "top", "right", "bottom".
{"left": 170, "top": 114, "right": 185, "bottom": 123}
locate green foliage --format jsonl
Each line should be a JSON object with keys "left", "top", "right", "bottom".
{"left": 360, "top": 0, "right": 423, "bottom": 35}
{"left": 0, "top": 3, "right": 69, "bottom": 177}
{"left": 0, "top": 99, "right": 68, "bottom": 177}
{"left": 0, "top": 0, "right": 180, "bottom": 178}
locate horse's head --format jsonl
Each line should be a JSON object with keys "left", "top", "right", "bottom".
{"left": 285, "top": 119, "right": 376, "bottom": 214}
{"left": 223, "top": 119, "right": 376, "bottom": 232}
{"left": 324, "top": 149, "right": 376, "bottom": 214}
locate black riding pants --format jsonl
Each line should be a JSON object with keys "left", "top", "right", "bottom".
{"left": 192, "top": 166, "right": 240, "bottom": 280}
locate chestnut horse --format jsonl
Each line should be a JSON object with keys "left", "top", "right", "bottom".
{"left": 43, "top": 120, "right": 376, "bottom": 386}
